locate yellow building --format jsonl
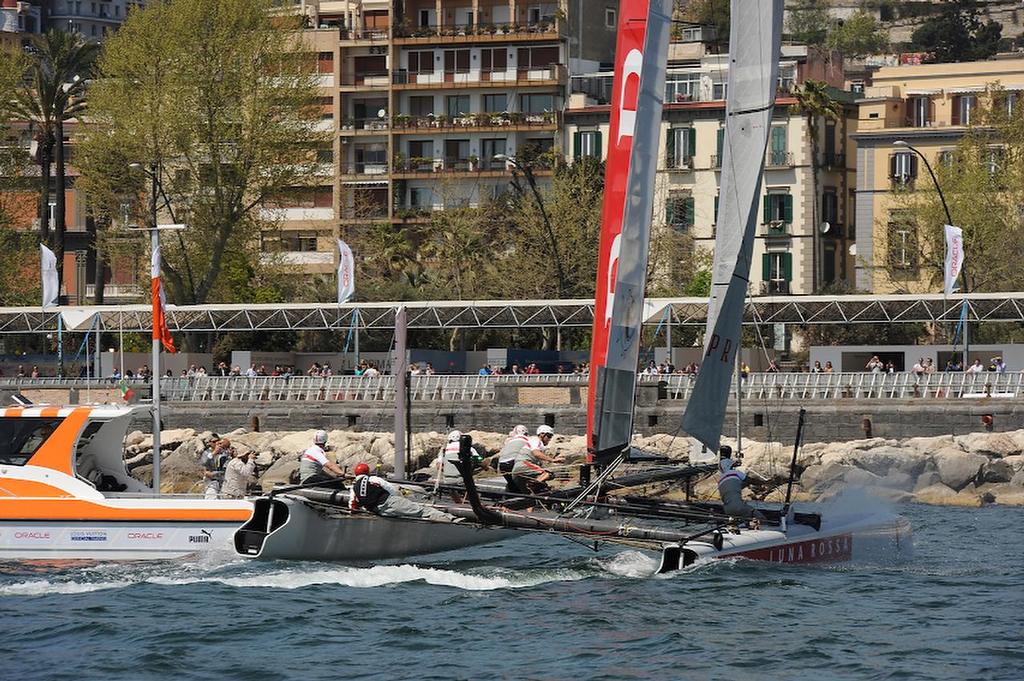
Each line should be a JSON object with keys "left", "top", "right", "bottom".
{"left": 852, "top": 57, "right": 1024, "bottom": 292}
{"left": 565, "top": 42, "right": 858, "bottom": 295}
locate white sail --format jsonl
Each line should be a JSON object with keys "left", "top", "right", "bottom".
{"left": 591, "top": 0, "right": 672, "bottom": 461}
{"left": 682, "top": 0, "right": 784, "bottom": 452}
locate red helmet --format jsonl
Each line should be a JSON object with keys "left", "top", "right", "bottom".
{"left": 353, "top": 462, "right": 370, "bottom": 476}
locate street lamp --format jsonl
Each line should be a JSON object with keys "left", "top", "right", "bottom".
{"left": 493, "top": 153, "right": 568, "bottom": 299}
{"left": 893, "top": 140, "right": 970, "bottom": 366}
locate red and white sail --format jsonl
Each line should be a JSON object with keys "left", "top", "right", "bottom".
{"left": 587, "top": 0, "right": 671, "bottom": 461}
{"left": 151, "top": 244, "right": 176, "bottom": 353}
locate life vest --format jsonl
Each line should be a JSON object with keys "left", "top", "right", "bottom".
{"left": 498, "top": 435, "right": 532, "bottom": 463}
{"left": 299, "top": 445, "right": 327, "bottom": 481}
{"left": 353, "top": 475, "right": 390, "bottom": 511}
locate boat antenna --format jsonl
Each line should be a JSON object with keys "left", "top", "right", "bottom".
{"left": 782, "top": 407, "right": 807, "bottom": 515}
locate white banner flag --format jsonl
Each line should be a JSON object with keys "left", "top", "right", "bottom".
{"left": 337, "top": 239, "right": 355, "bottom": 304}
{"left": 40, "top": 244, "right": 59, "bottom": 309}
{"left": 944, "top": 224, "right": 964, "bottom": 296}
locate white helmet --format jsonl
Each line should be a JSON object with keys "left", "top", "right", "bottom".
{"left": 314, "top": 429, "right": 329, "bottom": 445}
{"left": 536, "top": 425, "right": 555, "bottom": 437}
{"left": 447, "top": 430, "right": 462, "bottom": 443}
{"left": 511, "top": 425, "right": 528, "bottom": 437}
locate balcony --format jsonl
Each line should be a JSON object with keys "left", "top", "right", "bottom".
{"left": 392, "top": 64, "right": 566, "bottom": 89}
{"left": 765, "top": 151, "right": 794, "bottom": 168}
{"left": 822, "top": 152, "right": 846, "bottom": 169}
{"left": 393, "top": 206, "right": 435, "bottom": 223}
{"left": 339, "top": 161, "right": 390, "bottom": 179}
{"left": 337, "top": 27, "right": 390, "bottom": 42}
{"left": 261, "top": 207, "right": 335, "bottom": 222}
{"left": 761, "top": 280, "right": 790, "bottom": 295}
{"left": 85, "top": 284, "right": 142, "bottom": 302}
{"left": 763, "top": 220, "right": 789, "bottom": 236}
{"left": 339, "top": 72, "right": 391, "bottom": 90}
{"left": 666, "top": 155, "right": 693, "bottom": 171}
{"left": 710, "top": 154, "right": 722, "bottom": 169}
{"left": 339, "top": 118, "right": 391, "bottom": 135}
{"left": 391, "top": 111, "right": 558, "bottom": 132}
{"left": 393, "top": 20, "right": 561, "bottom": 44}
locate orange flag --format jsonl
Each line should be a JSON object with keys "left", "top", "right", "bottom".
{"left": 151, "top": 244, "right": 176, "bottom": 353}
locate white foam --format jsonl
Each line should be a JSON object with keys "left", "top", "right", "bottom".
{"left": 0, "top": 579, "right": 133, "bottom": 596}
{"left": 596, "top": 550, "right": 659, "bottom": 578}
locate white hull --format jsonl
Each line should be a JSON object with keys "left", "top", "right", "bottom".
{"left": 236, "top": 495, "right": 516, "bottom": 562}
{"left": 663, "top": 509, "right": 912, "bottom": 570}
{"left": 0, "top": 520, "right": 243, "bottom": 561}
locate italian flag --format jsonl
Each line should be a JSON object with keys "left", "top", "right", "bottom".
{"left": 119, "top": 379, "right": 134, "bottom": 402}
{"left": 151, "top": 244, "right": 176, "bottom": 353}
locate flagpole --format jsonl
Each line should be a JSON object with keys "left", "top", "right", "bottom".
{"left": 150, "top": 174, "right": 162, "bottom": 495}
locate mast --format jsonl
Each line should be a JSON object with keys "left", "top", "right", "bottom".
{"left": 682, "top": 0, "right": 785, "bottom": 453}
{"left": 392, "top": 305, "right": 408, "bottom": 480}
{"left": 588, "top": 0, "right": 672, "bottom": 463}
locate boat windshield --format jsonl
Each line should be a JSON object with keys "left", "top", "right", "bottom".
{"left": 0, "top": 418, "right": 60, "bottom": 466}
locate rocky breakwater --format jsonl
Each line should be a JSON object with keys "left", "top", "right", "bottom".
{"left": 123, "top": 427, "right": 1024, "bottom": 507}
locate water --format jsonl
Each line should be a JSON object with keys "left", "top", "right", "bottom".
{"left": 2, "top": 503, "right": 1022, "bottom": 681}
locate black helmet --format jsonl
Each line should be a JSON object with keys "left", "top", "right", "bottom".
{"left": 719, "top": 445, "right": 733, "bottom": 458}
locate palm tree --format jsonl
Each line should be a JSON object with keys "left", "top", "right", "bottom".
{"left": 793, "top": 79, "right": 841, "bottom": 292}
{"left": 11, "top": 30, "right": 99, "bottom": 295}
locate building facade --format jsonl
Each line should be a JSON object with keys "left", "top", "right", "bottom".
{"left": 565, "top": 40, "right": 858, "bottom": 296}
{"left": 265, "top": 0, "right": 618, "bottom": 274}
{"left": 852, "top": 57, "right": 1024, "bottom": 292}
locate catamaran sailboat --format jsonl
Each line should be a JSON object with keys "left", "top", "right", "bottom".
{"left": 234, "top": 0, "right": 910, "bottom": 568}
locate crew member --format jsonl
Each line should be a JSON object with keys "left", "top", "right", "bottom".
{"left": 221, "top": 448, "right": 257, "bottom": 499}
{"left": 200, "top": 438, "right": 232, "bottom": 499}
{"left": 299, "top": 430, "right": 345, "bottom": 485}
{"left": 528, "top": 424, "right": 556, "bottom": 453}
{"left": 717, "top": 446, "right": 765, "bottom": 519}
{"left": 436, "top": 430, "right": 484, "bottom": 485}
{"left": 350, "top": 462, "right": 460, "bottom": 522}
{"left": 497, "top": 424, "right": 563, "bottom": 490}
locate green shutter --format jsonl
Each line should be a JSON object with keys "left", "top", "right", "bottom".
{"left": 762, "top": 195, "right": 771, "bottom": 223}
{"left": 684, "top": 197, "right": 695, "bottom": 226}
{"left": 573, "top": 131, "right": 581, "bottom": 160}
{"left": 665, "top": 199, "right": 674, "bottom": 225}
{"left": 665, "top": 128, "right": 675, "bottom": 166}
{"left": 594, "top": 131, "right": 603, "bottom": 159}
{"left": 714, "top": 195, "right": 719, "bottom": 222}
{"left": 762, "top": 253, "right": 771, "bottom": 281}
{"left": 687, "top": 127, "right": 697, "bottom": 159}
{"left": 716, "top": 128, "right": 724, "bottom": 162}
{"left": 782, "top": 252, "right": 793, "bottom": 281}
{"left": 771, "top": 126, "right": 786, "bottom": 153}
{"left": 783, "top": 194, "right": 793, "bottom": 223}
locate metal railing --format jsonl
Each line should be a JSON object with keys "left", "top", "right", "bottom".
{"left": 4, "top": 372, "right": 1023, "bottom": 403}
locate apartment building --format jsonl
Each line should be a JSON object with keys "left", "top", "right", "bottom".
{"left": 45, "top": 0, "right": 144, "bottom": 39}
{"left": 565, "top": 38, "right": 858, "bottom": 296}
{"left": 851, "top": 57, "right": 1024, "bottom": 292}
{"left": 268, "top": 0, "right": 618, "bottom": 274}
{"left": 1, "top": 0, "right": 41, "bottom": 51}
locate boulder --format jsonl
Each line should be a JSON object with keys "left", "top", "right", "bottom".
{"left": 903, "top": 434, "right": 959, "bottom": 455}
{"left": 981, "top": 458, "right": 1015, "bottom": 484}
{"left": 913, "top": 470, "right": 942, "bottom": 491}
{"left": 171, "top": 437, "right": 205, "bottom": 463}
{"left": 158, "top": 446, "right": 205, "bottom": 494}
{"left": 913, "top": 483, "right": 961, "bottom": 505}
{"left": 125, "top": 430, "right": 146, "bottom": 447}
{"left": 268, "top": 430, "right": 320, "bottom": 457}
{"left": 159, "top": 428, "right": 196, "bottom": 449}
{"left": 1011, "top": 470, "right": 1024, "bottom": 487}
{"left": 369, "top": 435, "right": 393, "bottom": 461}
{"left": 955, "top": 432, "right": 1021, "bottom": 459}
{"left": 932, "top": 447, "right": 987, "bottom": 491}
{"left": 1002, "top": 455, "right": 1024, "bottom": 473}
{"left": 259, "top": 456, "right": 298, "bottom": 491}
{"left": 799, "top": 461, "right": 857, "bottom": 493}
{"left": 254, "top": 450, "right": 275, "bottom": 468}
{"left": 841, "top": 445, "right": 930, "bottom": 478}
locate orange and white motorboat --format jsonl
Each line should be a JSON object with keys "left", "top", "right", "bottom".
{"left": 0, "top": 404, "right": 252, "bottom": 560}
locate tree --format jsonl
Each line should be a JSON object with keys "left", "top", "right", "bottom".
{"left": 79, "top": 0, "right": 324, "bottom": 309}
{"left": 826, "top": 10, "right": 889, "bottom": 58}
{"left": 785, "top": 0, "right": 831, "bottom": 48}
{"left": 9, "top": 30, "right": 98, "bottom": 293}
{"left": 678, "top": 0, "right": 730, "bottom": 50}
{"left": 910, "top": 0, "right": 1004, "bottom": 63}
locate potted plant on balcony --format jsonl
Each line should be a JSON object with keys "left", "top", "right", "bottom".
{"left": 483, "top": 23, "right": 496, "bottom": 35}
{"left": 435, "top": 114, "right": 448, "bottom": 127}
{"left": 394, "top": 114, "right": 411, "bottom": 128}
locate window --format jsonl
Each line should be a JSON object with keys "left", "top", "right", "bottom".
{"left": 761, "top": 251, "right": 792, "bottom": 292}
{"left": 282, "top": 234, "right": 318, "bottom": 252}
{"left": 908, "top": 96, "right": 931, "bottom": 127}
{"left": 887, "top": 217, "right": 918, "bottom": 270}
{"left": 481, "top": 138, "right": 507, "bottom": 168}
{"left": 605, "top": 8, "right": 616, "bottom": 28}
{"left": 443, "top": 49, "right": 470, "bottom": 73}
{"left": 481, "top": 48, "right": 507, "bottom": 73}
{"left": 444, "top": 139, "right": 470, "bottom": 164}
{"left": 483, "top": 94, "right": 507, "bottom": 113}
{"left": 938, "top": 149, "right": 955, "bottom": 168}
{"left": 768, "top": 126, "right": 788, "bottom": 166}
{"left": 665, "top": 73, "right": 700, "bottom": 103}
{"left": 528, "top": 5, "right": 542, "bottom": 24}
{"left": 317, "top": 52, "right": 333, "bottom": 74}
{"left": 409, "top": 187, "right": 432, "bottom": 208}
{"left": 715, "top": 127, "right": 725, "bottom": 166}
{"left": 418, "top": 9, "right": 431, "bottom": 27}
{"left": 665, "top": 193, "right": 694, "bottom": 231}
{"left": 517, "top": 46, "right": 559, "bottom": 70}
{"left": 890, "top": 151, "right": 917, "bottom": 185}
{"left": 408, "top": 50, "right": 434, "bottom": 74}
{"left": 574, "top": 130, "right": 601, "bottom": 159}
{"left": 952, "top": 94, "right": 976, "bottom": 126}
{"left": 446, "top": 95, "right": 470, "bottom": 119}
{"left": 0, "top": 418, "right": 60, "bottom": 466}
{"left": 408, "top": 140, "right": 432, "bottom": 160}
{"left": 822, "top": 189, "right": 838, "bottom": 227}
{"left": 850, "top": 80, "right": 865, "bottom": 95}
{"left": 762, "top": 193, "right": 793, "bottom": 225}
{"left": 666, "top": 127, "right": 696, "bottom": 168}
{"left": 712, "top": 81, "right": 727, "bottom": 100}
{"left": 520, "top": 93, "right": 554, "bottom": 113}
{"left": 409, "top": 95, "right": 434, "bottom": 117}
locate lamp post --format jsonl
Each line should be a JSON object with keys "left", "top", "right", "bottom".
{"left": 493, "top": 153, "right": 568, "bottom": 299}
{"left": 893, "top": 140, "right": 970, "bottom": 367}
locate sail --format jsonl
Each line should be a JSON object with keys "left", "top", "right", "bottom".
{"left": 589, "top": 0, "right": 672, "bottom": 462}
{"left": 682, "top": 0, "right": 784, "bottom": 452}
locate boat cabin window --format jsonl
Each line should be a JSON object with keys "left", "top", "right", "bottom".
{"left": 0, "top": 418, "right": 61, "bottom": 466}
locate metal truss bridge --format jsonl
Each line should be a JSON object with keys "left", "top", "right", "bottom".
{"left": 0, "top": 292, "right": 1020, "bottom": 334}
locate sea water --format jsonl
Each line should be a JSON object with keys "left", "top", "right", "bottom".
{"left": 1, "top": 503, "right": 1021, "bottom": 681}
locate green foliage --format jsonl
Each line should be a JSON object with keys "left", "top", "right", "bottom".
{"left": 679, "top": 0, "right": 730, "bottom": 48}
{"left": 0, "top": 227, "right": 40, "bottom": 305}
{"left": 910, "top": 0, "right": 1003, "bottom": 63}
{"left": 786, "top": 0, "right": 831, "bottom": 47}
{"left": 79, "top": 0, "right": 325, "bottom": 306}
{"left": 826, "top": 10, "right": 889, "bottom": 58}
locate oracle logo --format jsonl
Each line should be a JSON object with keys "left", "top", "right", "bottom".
{"left": 616, "top": 49, "right": 643, "bottom": 144}
{"left": 14, "top": 531, "right": 50, "bottom": 540}
{"left": 126, "top": 532, "right": 164, "bottom": 540}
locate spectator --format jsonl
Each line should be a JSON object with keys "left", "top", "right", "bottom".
{"left": 945, "top": 358, "right": 962, "bottom": 372}
{"left": 525, "top": 362, "right": 540, "bottom": 375}
{"left": 966, "top": 359, "right": 984, "bottom": 374}
{"left": 911, "top": 358, "right": 925, "bottom": 376}
{"left": 824, "top": 361, "right": 834, "bottom": 373}
{"left": 30, "top": 365, "right": 40, "bottom": 378}
{"left": 363, "top": 363, "right": 380, "bottom": 378}
{"left": 995, "top": 356, "right": 1007, "bottom": 373}
{"left": 924, "top": 358, "right": 936, "bottom": 374}
{"left": 478, "top": 364, "right": 492, "bottom": 376}
{"left": 17, "top": 364, "right": 25, "bottom": 378}
{"left": 409, "top": 363, "right": 421, "bottom": 375}
{"left": 811, "top": 361, "right": 822, "bottom": 374}
{"left": 425, "top": 362, "right": 436, "bottom": 375}
{"left": 215, "top": 361, "right": 229, "bottom": 377}
{"left": 865, "top": 356, "right": 883, "bottom": 373}
{"left": 886, "top": 361, "right": 895, "bottom": 374}
{"left": 510, "top": 363, "right": 522, "bottom": 375}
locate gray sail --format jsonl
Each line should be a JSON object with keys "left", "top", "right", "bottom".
{"left": 681, "top": 0, "right": 784, "bottom": 452}
{"left": 592, "top": 0, "right": 672, "bottom": 461}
